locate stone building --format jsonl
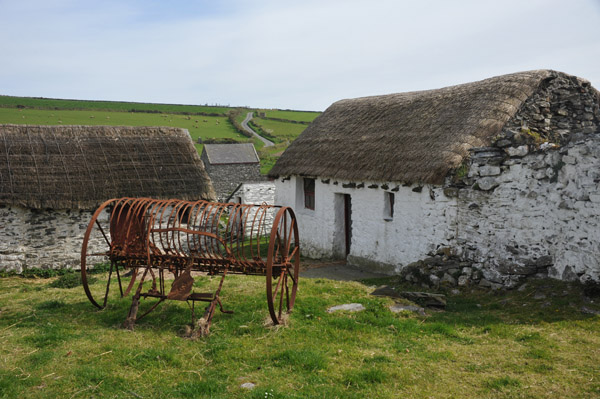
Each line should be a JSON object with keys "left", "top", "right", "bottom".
{"left": 269, "top": 70, "right": 600, "bottom": 286}
{"left": 0, "top": 124, "right": 215, "bottom": 273}
{"left": 200, "top": 143, "right": 261, "bottom": 201}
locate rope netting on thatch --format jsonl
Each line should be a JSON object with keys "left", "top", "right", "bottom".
{"left": 268, "top": 70, "right": 594, "bottom": 184}
{"left": 0, "top": 125, "right": 215, "bottom": 209}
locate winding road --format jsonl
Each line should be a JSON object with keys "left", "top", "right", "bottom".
{"left": 241, "top": 112, "right": 274, "bottom": 147}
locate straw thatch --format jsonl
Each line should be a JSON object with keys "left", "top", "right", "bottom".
{"left": 269, "top": 70, "right": 590, "bottom": 184}
{"left": 0, "top": 125, "right": 216, "bottom": 209}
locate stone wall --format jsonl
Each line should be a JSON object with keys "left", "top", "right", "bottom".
{"left": 0, "top": 206, "right": 99, "bottom": 272}
{"left": 234, "top": 182, "right": 275, "bottom": 206}
{"left": 201, "top": 151, "right": 262, "bottom": 201}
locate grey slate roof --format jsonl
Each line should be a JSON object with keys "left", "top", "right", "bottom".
{"left": 203, "top": 143, "right": 260, "bottom": 165}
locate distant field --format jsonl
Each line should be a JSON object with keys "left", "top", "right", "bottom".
{"left": 260, "top": 109, "right": 320, "bottom": 123}
{"left": 0, "top": 96, "right": 320, "bottom": 173}
{"left": 252, "top": 118, "right": 308, "bottom": 142}
{"left": 0, "top": 108, "right": 248, "bottom": 154}
{"left": 0, "top": 96, "right": 232, "bottom": 115}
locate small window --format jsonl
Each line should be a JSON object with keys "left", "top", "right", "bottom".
{"left": 304, "top": 178, "right": 315, "bottom": 210}
{"left": 384, "top": 192, "right": 394, "bottom": 220}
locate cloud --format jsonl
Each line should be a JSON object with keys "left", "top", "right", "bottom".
{"left": 0, "top": 0, "right": 598, "bottom": 110}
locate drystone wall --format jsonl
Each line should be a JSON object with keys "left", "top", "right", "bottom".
{"left": 0, "top": 206, "right": 103, "bottom": 273}
{"left": 433, "top": 74, "right": 600, "bottom": 287}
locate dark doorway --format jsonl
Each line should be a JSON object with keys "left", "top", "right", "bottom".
{"left": 343, "top": 194, "right": 352, "bottom": 255}
{"left": 333, "top": 193, "right": 352, "bottom": 258}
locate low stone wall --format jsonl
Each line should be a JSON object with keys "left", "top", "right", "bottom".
{"left": 0, "top": 206, "right": 97, "bottom": 273}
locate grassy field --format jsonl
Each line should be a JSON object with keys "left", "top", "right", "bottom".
{"left": 259, "top": 110, "right": 321, "bottom": 123}
{"left": 251, "top": 118, "right": 308, "bottom": 144}
{"left": 0, "top": 97, "right": 320, "bottom": 173}
{"left": 0, "top": 271, "right": 598, "bottom": 399}
{"left": 0, "top": 96, "right": 231, "bottom": 115}
{"left": 0, "top": 108, "right": 249, "bottom": 155}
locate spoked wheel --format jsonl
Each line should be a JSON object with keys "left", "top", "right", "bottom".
{"left": 266, "top": 207, "right": 300, "bottom": 324}
{"left": 81, "top": 198, "right": 138, "bottom": 309}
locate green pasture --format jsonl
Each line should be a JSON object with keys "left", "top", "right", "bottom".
{"left": 252, "top": 118, "right": 308, "bottom": 143}
{"left": 0, "top": 96, "right": 231, "bottom": 115}
{"left": 0, "top": 271, "right": 598, "bottom": 399}
{"left": 259, "top": 110, "right": 321, "bottom": 123}
{"left": 0, "top": 108, "right": 249, "bottom": 155}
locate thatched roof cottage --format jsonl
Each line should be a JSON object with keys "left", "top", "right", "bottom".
{"left": 0, "top": 124, "right": 215, "bottom": 272}
{"left": 270, "top": 70, "right": 600, "bottom": 287}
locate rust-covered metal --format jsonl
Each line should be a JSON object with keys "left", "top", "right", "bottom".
{"left": 81, "top": 197, "right": 299, "bottom": 335}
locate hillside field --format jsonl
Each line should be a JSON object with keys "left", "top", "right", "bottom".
{"left": 0, "top": 96, "right": 320, "bottom": 172}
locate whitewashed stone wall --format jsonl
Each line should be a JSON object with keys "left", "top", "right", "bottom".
{"left": 275, "top": 177, "right": 457, "bottom": 274}
{"left": 235, "top": 182, "right": 275, "bottom": 206}
{"left": 0, "top": 206, "right": 101, "bottom": 273}
{"left": 275, "top": 133, "right": 600, "bottom": 284}
{"left": 455, "top": 133, "right": 600, "bottom": 285}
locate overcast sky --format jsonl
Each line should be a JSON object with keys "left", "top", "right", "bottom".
{"left": 0, "top": 0, "right": 599, "bottom": 111}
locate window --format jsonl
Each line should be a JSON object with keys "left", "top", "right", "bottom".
{"left": 304, "top": 178, "right": 315, "bottom": 210}
{"left": 384, "top": 192, "right": 394, "bottom": 220}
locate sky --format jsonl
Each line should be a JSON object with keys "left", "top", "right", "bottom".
{"left": 0, "top": 0, "right": 599, "bottom": 111}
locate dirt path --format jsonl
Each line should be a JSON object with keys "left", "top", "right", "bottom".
{"left": 300, "top": 259, "right": 390, "bottom": 281}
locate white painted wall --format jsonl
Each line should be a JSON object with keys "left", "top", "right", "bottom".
{"left": 274, "top": 134, "right": 600, "bottom": 283}
{"left": 274, "top": 177, "right": 457, "bottom": 274}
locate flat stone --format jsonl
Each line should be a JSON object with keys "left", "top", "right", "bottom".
{"left": 399, "top": 291, "right": 446, "bottom": 308}
{"left": 581, "top": 306, "right": 600, "bottom": 315}
{"left": 389, "top": 303, "right": 426, "bottom": 316}
{"left": 240, "top": 383, "right": 256, "bottom": 390}
{"left": 371, "top": 285, "right": 401, "bottom": 297}
{"left": 327, "top": 303, "right": 365, "bottom": 313}
{"left": 457, "top": 275, "right": 469, "bottom": 286}
{"left": 479, "top": 165, "right": 501, "bottom": 176}
{"left": 441, "top": 273, "right": 456, "bottom": 286}
{"left": 506, "top": 146, "right": 529, "bottom": 157}
{"left": 476, "top": 177, "right": 499, "bottom": 191}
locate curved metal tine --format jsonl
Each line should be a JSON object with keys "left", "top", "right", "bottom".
{"left": 157, "top": 200, "right": 176, "bottom": 254}
{"left": 109, "top": 197, "right": 134, "bottom": 245}
{"left": 186, "top": 200, "right": 205, "bottom": 257}
{"left": 197, "top": 202, "right": 212, "bottom": 258}
{"left": 236, "top": 203, "right": 252, "bottom": 266}
{"left": 144, "top": 199, "right": 164, "bottom": 263}
{"left": 254, "top": 204, "right": 271, "bottom": 261}
{"left": 214, "top": 203, "right": 229, "bottom": 259}
{"left": 166, "top": 200, "right": 185, "bottom": 256}
{"left": 229, "top": 203, "right": 245, "bottom": 263}
{"left": 190, "top": 201, "right": 207, "bottom": 257}
{"left": 247, "top": 204, "right": 261, "bottom": 261}
{"left": 205, "top": 202, "right": 221, "bottom": 261}
{"left": 124, "top": 198, "right": 150, "bottom": 250}
{"left": 284, "top": 209, "right": 296, "bottom": 257}
{"left": 172, "top": 200, "right": 190, "bottom": 256}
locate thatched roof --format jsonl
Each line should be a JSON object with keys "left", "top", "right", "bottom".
{"left": 202, "top": 143, "right": 259, "bottom": 165}
{"left": 0, "top": 125, "right": 216, "bottom": 209}
{"left": 269, "top": 70, "right": 596, "bottom": 184}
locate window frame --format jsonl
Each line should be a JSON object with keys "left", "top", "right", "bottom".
{"left": 303, "top": 178, "right": 315, "bottom": 210}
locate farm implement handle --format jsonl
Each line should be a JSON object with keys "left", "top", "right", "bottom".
{"left": 81, "top": 197, "right": 300, "bottom": 336}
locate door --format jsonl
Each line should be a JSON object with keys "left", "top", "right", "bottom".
{"left": 333, "top": 193, "right": 352, "bottom": 258}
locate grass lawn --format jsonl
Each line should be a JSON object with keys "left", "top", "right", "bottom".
{"left": 0, "top": 271, "right": 598, "bottom": 398}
